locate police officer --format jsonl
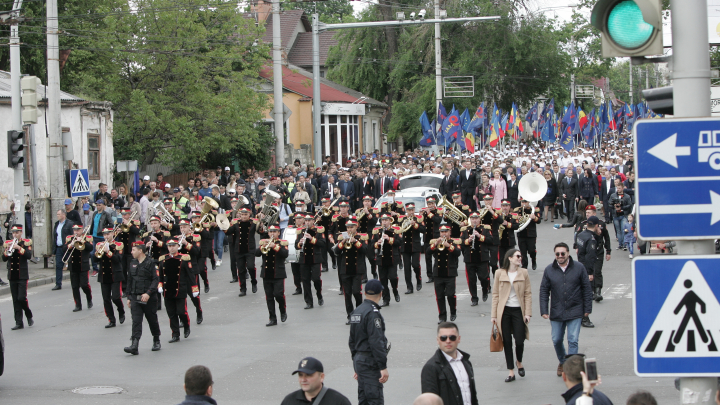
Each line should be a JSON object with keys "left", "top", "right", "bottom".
{"left": 584, "top": 205, "right": 612, "bottom": 302}
{"left": 257, "top": 224, "right": 289, "bottom": 326}
{"left": 124, "top": 241, "right": 162, "bottom": 355}
{"left": 349, "top": 279, "right": 390, "bottom": 405}
{"left": 3, "top": 225, "right": 34, "bottom": 329}
{"left": 577, "top": 216, "right": 599, "bottom": 329}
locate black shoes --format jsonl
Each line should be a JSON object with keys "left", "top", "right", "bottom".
{"left": 594, "top": 287, "right": 603, "bottom": 302}
{"left": 482, "top": 292, "right": 489, "bottom": 302}
{"left": 124, "top": 338, "right": 139, "bottom": 355}
{"left": 426, "top": 277, "right": 434, "bottom": 283}
{"left": 381, "top": 300, "right": 390, "bottom": 307}
{"left": 292, "top": 288, "right": 302, "bottom": 295}
{"left": 73, "top": 306, "right": 82, "bottom": 312}
{"left": 27, "top": 317, "right": 34, "bottom": 327}
{"left": 266, "top": 319, "right": 278, "bottom": 327}
{"left": 105, "top": 322, "right": 116, "bottom": 328}
{"left": 281, "top": 312, "right": 287, "bottom": 322}
{"left": 230, "top": 278, "right": 238, "bottom": 283}
{"left": 169, "top": 336, "right": 180, "bottom": 343}
{"left": 87, "top": 299, "right": 93, "bottom": 309}
{"left": 119, "top": 314, "right": 125, "bottom": 324}
{"left": 417, "top": 280, "right": 422, "bottom": 291}
{"left": 151, "top": 336, "right": 161, "bottom": 351}
{"left": 518, "top": 367, "right": 525, "bottom": 377}
{"left": 304, "top": 304, "right": 313, "bottom": 309}
{"left": 531, "top": 260, "right": 537, "bottom": 270}
{"left": 471, "top": 298, "right": 479, "bottom": 307}
{"left": 184, "top": 328, "right": 191, "bottom": 338}
{"left": 581, "top": 316, "right": 595, "bottom": 328}
{"left": 332, "top": 263, "right": 337, "bottom": 270}
{"left": 338, "top": 290, "right": 344, "bottom": 295}
{"left": 196, "top": 314, "right": 203, "bottom": 324}
{"left": 212, "top": 262, "right": 216, "bottom": 270}
{"left": 239, "top": 290, "right": 247, "bottom": 297}
{"left": 179, "top": 320, "right": 184, "bottom": 328}
{"left": 393, "top": 290, "right": 400, "bottom": 302}
{"left": 11, "top": 324, "right": 23, "bottom": 330}
{"left": 318, "top": 296, "right": 324, "bottom": 306}
{"left": 52, "top": 285, "right": 62, "bottom": 291}
{"left": 505, "top": 375, "right": 516, "bottom": 383}
{"left": 405, "top": 289, "right": 413, "bottom": 294}
{"left": 204, "top": 285, "right": 210, "bottom": 294}
{"left": 450, "top": 314, "right": 457, "bottom": 321}
{"left": 0, "top": 280, "right": 8, "bottom": 286}
{"left": 437, "top": 317, "right": 446, "bottom": 324}
{"left": 252, "top": 284, "right": 257, "bottom": 294}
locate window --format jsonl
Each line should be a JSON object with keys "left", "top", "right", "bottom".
{"left": 88, "top": 134, "right": 100, "bottom": 179}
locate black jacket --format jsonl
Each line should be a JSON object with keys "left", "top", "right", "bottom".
{"left": 349, "top": 299, "right": 388, "bottom": 369}
{"left": 280, "top": 387, "right": 352, "bottom": 405}
{"left": 96, "top": 242, "right": 125, "bottom": 284}
{"left": 295, "top": 227, "right": 326, "bottom": 264}
{"left": 506, "top": 179, "right": 520, "bottom": 208}
{"left": 498, "top": 212, "right": 518, "bottom": 248}
{"left": 460, "top": 226, "right": 493, "bottom": 263}
{"left": 3, "top": 239, "right": 32, "bottom": 280}
{"left": 421, "top": 349, "right": 479, "bottom": 405}
{"left": 175, "top": 395, "right": 217, "bottom": 405}
{"left": 372, "top": 226, "right": 403, "bottom": 266}
{"left": 256, "top": 241, "right": 288, "bottom": 278}
{"left": 333, "top": 235, "right": 367, "bottom": 276}
{"left": 65, "top": 235, "right": 94, "bottom": 272}
{"left": 608, "top": 192, "right": 633, "bottom": 217}
{"left": 439, "top": 175, "right": 457, "bottom": 200}
{"left": 158, "top": 253, "right": 197, "bottom": 297}
{"left": 562, "top": 383, "right": 613, "bottom": 405}
{"left": 559, "top": 176, "right": 579, "bottom": 201}
{"left": 88, "top": 210, "right": 114, "bottom": 237}
{"left": 516, "top": 207, "right": 542, "bottom": 239}
{"left": 578, "top": 175, "right": 598, "bottom": 201}
{"left": 127, "top": 255, "right": 159, "bottom": 296}
{"left": 354, "top": 177, "right": 374, "bottom": 202}
{"left": 430, "top": 239, "right": 462, "bottom": 277}
{"left": 226, "top": 219, "right": 258, "bottom": 254}
{"left": 400, "top": 215, "right": 426, "bottom": 253}
{"left": 374, "top": 176, "right": 393, "bottom": 199}
{"left": 53, "top": 220, "right": 74, "bottom": 254}
{"left": 576, "top": 230, "right": 598, "bottom": 274}
{"left": 458, "top": 169, "right": 476, "bottom": 198}
{"left": 539, "top": 257, "right": 593, "bottom": 321}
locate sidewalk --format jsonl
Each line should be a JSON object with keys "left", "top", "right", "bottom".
{"left": 0, "top": 258, "right": 70, "bottom": 297}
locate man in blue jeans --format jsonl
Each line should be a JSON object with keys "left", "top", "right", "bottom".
{"left": 539, "top": 242, "right": 593, "bottom": 377}
{"left": 52, "top": 209, "right": 74, "bottom": 290}
{"left": 609, "top": 181, "right": 633, "bottom": 250}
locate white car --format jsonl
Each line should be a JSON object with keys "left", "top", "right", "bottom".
{"left": 374, "top": 173, "right": 444, "bottom": 210}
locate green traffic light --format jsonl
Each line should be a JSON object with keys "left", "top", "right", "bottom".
{"left": 607, "top": 0, "right": 654, "bottom": 49}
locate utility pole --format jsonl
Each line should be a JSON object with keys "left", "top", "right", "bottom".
{"left": 670, "top": 0, "right": 716, "bottom": 401}
{"left": 272, "top": 0, "right": 285, "bottom": 168}
{"left": 312, "top": 14, "right": 322, "bottom": 167}
{"left": 645, "top": 66, "right": 649, "bottom": 90}
{"left": 434, "top": 0, "right": 442, "bottom": 129}
{"left": 9, "top": 0, "right": 25, "bottom": 234}
{"left": 47, "top": 0, "right": 65, "bottom": 240}
{"left": 629, "top": 61, "right": 633, "bottom": 105}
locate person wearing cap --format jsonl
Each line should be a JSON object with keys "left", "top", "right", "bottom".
{"left": 289, "top": 213, "right": 306, "bottom": 295}
{"left": 330, "top": 201, "right": 353, "bottom": 288}
{"left": 143, "top": 215, "right": 170, "bottom": 309}
{"left": 124, "top": 241, "right": 162, "bottom": 355}
{"left": 399, "top": 203, "right": 425, "bottom": 294}
{"left": 296, "top": 214, "right": 325, "bottom": 309}
{"left": 479, "top": 194, "right": 504, "bottom": 276}
{"left": 218, "top": 167, "right": 232, "bottom": 187}
{"left": 115, "top": 208, "right": 141, "bottom": 293}
{"left": 333, "top": 219, "right": 367, "bottom": 322}
{"left": 63, "top": 198, "right": 82, "bottom": 226}
{"left": 193, "top": 207, "right": 215, "bottom": 294}
{"left": 430, "top": 224, "right": 461, "bottom": 323}
{"left": 174, "top": 218, "right": 203, "bottom": 325}
{"left": 514, "top": 199, "right": 542, "bottom": 270}
{"left": 349, "top": 278, "right": 390, "bottom": 405}
{"left": 498, "top": 200, "right": 519, "bottom": 267}
{"left": 576, "top": 216, "right": 600, "bottom": 328}
{"left": 225, "top": 208, "right": 259, "bottom": 296}
{"left": 422, "top": 198, "right": 444, "bottom": 284}
{"left": 96, "top": 227, "right": 126, "bottom": 328}
{"left": 461, "top": 212, "right": 494, "bottom": 305}
{"left": 356, "top": 196, "right": 379, "bottom": 281}
{"left": 3, "top": 225, "right": 34, "bottom": 329}
{"left": 172, "top": 187, "right": 191, "bottom": 220}
{"left": 317, "top": 198, "right": 337, "bottom": 272}
{"left": 88, "top": 199, "right": 114, "bottom": 276}
{"left": 449, "top": 192, "right": 470, "bottom": 239}
{"left": 372, "top": 213, "right": 403, "bottom": 306}
{"left": 66, "top": 224, "right": 94, "bottom": 312}
{"left": 256, "top": 224, "right": 289, "bottom": 326}
{"left": 158, "top": 237, "right": 197, "bottom": 342}
{"left": 281, "top": 357, "right": 351, "bottom": 405}
{"left": 225, "top": 197, "right": 241, "bottom": 283}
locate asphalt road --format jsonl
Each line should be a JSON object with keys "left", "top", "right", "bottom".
{"left": 0, "top": 220, "right": 679, "bottom": 405}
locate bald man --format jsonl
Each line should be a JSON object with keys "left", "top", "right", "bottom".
{"left": 413, "top": 393, "right": 443, "bottom": 405}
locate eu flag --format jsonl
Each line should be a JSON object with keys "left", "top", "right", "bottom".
{"left": 419, "top": 111, "right": 435, "bottom": 146}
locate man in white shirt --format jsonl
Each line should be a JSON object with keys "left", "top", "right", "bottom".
{"left": 420, "top": 322, "right": 478, "bottom": 405}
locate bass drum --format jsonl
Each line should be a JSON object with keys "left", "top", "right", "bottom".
{"left": 282, "top": 227, "right": 299, "bottom": 263}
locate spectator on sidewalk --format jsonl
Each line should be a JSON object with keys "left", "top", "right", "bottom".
{"left": 280, "top": 357, "right": 351, "bottom": 405}
{"left": 52, "top": 209, "right": 73, "bottom": 290}
{"left": 176, "top": 365, "right": 216, "bottom": 405}
{"left": 561, "top": 355, "right": 612, "bottom": 405}
{"left": 64, "top": 198, "right": 82, "bottom": 226}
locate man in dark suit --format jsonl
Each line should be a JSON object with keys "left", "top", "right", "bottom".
{"left": 337, "top": 172, "right": 355, "bottom": 203}
{"left": 599, "top": 172, "right": 616, "bottom": 223}
{"left": 439, "top": 169, "right": 457, "bottom": 201}
{"left": 559, "top": 168, "right": 579, "bottom": 221}
{"left": 421, "top": 322, "right": 478, "bottom": 405}
{"left": 320, "top": 175, "right": 336, "bottom": 200}
{"left": 354, "top": 170, "right": 374, "bottom": 209}
{"left": 52, "top": 209, "right": 74, "bottom": 290}
{"left": 458, "top": 161, "right": 476, "bottom": 211}
{"left": 374, "top": 169, "right": 393, "bottom": 200}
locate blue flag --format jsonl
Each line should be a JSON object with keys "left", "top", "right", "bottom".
{"left": 525, "top": 102, "right": 538, "bottom": 125}
{"left": 541, "top": 112, "right": 552, "bottom": 142}
{"left": 438, "top": 102, "right": 448, "bottom": 124}
{"left": 460, "top": 108, "right": 471, "bottom": 132}
{"left": 466, "top": 103, "right": 486, "bottom": 133}
{"left": 442, "top": 110, "right": 462, "bottom": 148}
{"left": 419, "top": 111, "right": 435, "bottom": 147}
{"left": 560, "top": 102, "right": 576, "bottom": 140}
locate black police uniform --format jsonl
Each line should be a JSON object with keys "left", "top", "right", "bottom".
{"left": 256, "top": 237, "right": 288, "bottom": 324}
{"left": 422, "top": 207, "right": 443, "bottom": 282}
{"left": 66, "top": 234, "right": 94, "bottom": 310}
{"left": 515, "top": 207, "right": 542, "bottom": 269}
{"left": 333, "top": 233, "right": 367, "bottom": 318}
{"left": 585, "top": 218, "right": 612, "bottom": 301}
{"left": 349, "top": 299, "right": 388, "bottom": 405}
{"left": 372, "top": 225, "right": 403, "bottom": 306}
{"left": 295, "top": 226, "right": 325, "bottom": 308}
{"left": 431, "top": 237, "right": 462, "bottom": 322}
{"left": 461, "top": 225, "right": 493, "bottom": 305}
{"left": 399, "top": 214, "right": 425, "bottom": 293}
{"left": 158, "top": 252, "right": 196, "bottom": 340}
{"left": 577, "top": 228, "right": 599, "bottom": 327}
{"left": 96, "top": 241, "right": 125, "bottom": 326}
{"left": 3, "top": 238, "right": 33, "bottom": 327}
{"left": 126, "top": 254, "right": 161, "bottom": 352}
{"left": 225, "top": 217, "right": 259, "bottom": 295}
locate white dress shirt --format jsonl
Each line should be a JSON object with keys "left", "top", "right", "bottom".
{"left": 442, "top": 350, "right": 472, "bottom": 405}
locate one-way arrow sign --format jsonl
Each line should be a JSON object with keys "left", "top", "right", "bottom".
{"left": 647, "top": 133, "right": 691, "bottom": 168}
{"left": 639, "top": 190, "right": 720, "bottom": 225}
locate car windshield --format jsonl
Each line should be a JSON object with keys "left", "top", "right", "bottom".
{"left": 376, "top": 196, "right": 427, "bottom": 208}
{"left": 399, "top": 174, "right": 443, "bottom": 189}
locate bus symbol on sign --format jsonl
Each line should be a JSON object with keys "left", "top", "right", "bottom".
{"left": 698, "top": 131, "right": 720, "bottom": 170}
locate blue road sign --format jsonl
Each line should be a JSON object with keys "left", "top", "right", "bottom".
{"left": 633, "top": 256, "right": 720, "bottom": 377}
{"left": 634, "top": 117, "right": 720, "bottom": 239}
{"left": 70, "top": 169, "right": 90, "bottom": 197}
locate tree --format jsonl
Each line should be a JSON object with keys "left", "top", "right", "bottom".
{"left": 285, "top": 0, "right": 356, "bottom": 23}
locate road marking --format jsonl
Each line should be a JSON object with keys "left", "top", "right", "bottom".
{"left": 603, "top": 284, "right": 632, "bottom": 300}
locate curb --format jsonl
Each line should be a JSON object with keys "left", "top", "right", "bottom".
{"left": 0, "top": 274, "right": 70, "bottom": 297}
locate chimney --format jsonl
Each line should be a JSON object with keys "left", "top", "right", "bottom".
{"left": 251, "top": 0, "right": 272, "bottom": 24}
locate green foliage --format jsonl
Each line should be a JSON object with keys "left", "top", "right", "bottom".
{"left": 284, "top": 0, "right": 356, "bottom": 23}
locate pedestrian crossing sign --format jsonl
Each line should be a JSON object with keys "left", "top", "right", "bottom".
{"left": 70, "top": 169, "right": 90, "bottom": 197}
{"left": 633, "top": 256, "right": 720, "bottom": 376}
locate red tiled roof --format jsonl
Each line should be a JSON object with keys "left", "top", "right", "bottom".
{"left": 287, "top": 31, "right": 339, "bottom": 67}
{"left": 259, "top": 65, "right": 365, "bottom": 104}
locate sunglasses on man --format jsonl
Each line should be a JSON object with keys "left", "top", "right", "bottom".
{"left": 439, "top": 335, "right": 458, "bottom": 342}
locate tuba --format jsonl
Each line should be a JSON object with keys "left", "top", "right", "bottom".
{"left": 439, "top": 196, "right": 468, "bottom": 226}
{"left": 515, "top": 172, "right": 547, "bottom": 234}
{"left": 193, "top": 197, "right": 219, "bottom": 232}
{"left": 259, "top": 190, "right": 281, "bottom": 228}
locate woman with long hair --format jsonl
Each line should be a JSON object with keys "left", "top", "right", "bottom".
{"left": 543, "top": 170, "right": 558, "bottom": 222}
{"left": 477, "top": 173, "right": 493, "bottom": 205}
{"left": 491, "top": 248, "right": 532, "bottom": 382}
{"left": 489, "top": 168, "right": 507, "bottom": 209}
{"left": 578, "top": 168, "right": 598, "bottom": 203}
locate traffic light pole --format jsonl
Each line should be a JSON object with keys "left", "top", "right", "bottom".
{"left": 670, "top": 0, "right": 716, "bottom": 402}
{"left": 9, "top": 0, "right": 25, "bottom": 234}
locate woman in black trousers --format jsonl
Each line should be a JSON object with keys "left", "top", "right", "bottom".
{"left": 578, "top": 168, "right": 598, "bottom": 203}
{"left": 542, "top": 170, "right": 558, "bottom": 222}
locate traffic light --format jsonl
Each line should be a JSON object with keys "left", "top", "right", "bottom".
{"left": 591, "top": 0, "right": 663, "bottom": 58}
{"left": 642, "top": 86, "right": 673, "bottom": 115}
{"left": 21, "top": 76, "right": 40, "bottom": 124}
{"left": 7, "top": 130, "right": 24, "bottom": 168}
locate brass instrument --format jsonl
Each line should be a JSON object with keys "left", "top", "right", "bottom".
{"left": 154, "top": 201, "right": 175, "bottom": 224}
{"left": 216, "top": 213, "right": 230, "bottom": 231}
{"left": 356, "top": 207, "right": 367, "bottom": 221}
{"left": 515, "top": 172, "right": 548, "bottom": 235}
{"left": 498, "top": 217, "right": 506, "bottom": 239}
{"left": 193, "top": 196, "right": 219, "bottom": 232}
{"left": 435, "top": 236, "right": 447, "bottom": 251}
{"left": 5, "top": 238, "right": 18, "bottom": 255}
{"left": 260, "top": 237, "right": 277, "bottom": 255}
{"left": 62, "top": 226, "right": 91, "bottom": 264}
{"left": 119, "top": 211, "right": 138, "bottom": 233}
{"left": 259, "top": 190, "right": 281, "bottom": 229}
{"left": 399, "top": 215, "right": 415, "bottom": 233}
{"left": 439, "top": 196, "right": 468, "bottom": 226}
{"left": 344, "top": 231, "right": 356, "bottom": 249}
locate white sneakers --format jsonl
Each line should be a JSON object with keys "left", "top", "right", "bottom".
{"left": 629, "top": 254, "right": 633, "bottom": 259}
{"left": 216, "top": 260, "right": 223, "bottom": 266}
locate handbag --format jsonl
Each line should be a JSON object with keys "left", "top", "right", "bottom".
{"left": 490, "top": 323, "right": 503, "bottom": 352}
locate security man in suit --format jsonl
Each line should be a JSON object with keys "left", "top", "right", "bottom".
{"left": 399, "top": 203, "right": 425, "bottom": 294}
{"left": 124, "top": 241, "right": 161, "bottom": 355}
{"left": 334, "top": 219, "right": 367, "bottom": 323}
{"left": 3, "top": 225, "right": 34, "bottom": 329}
{"left": 515, "top": 198, "right": 541, "bottom": 270}
{"left": 225, "top": 208, "right": 259, "bottom": 296}
{"left": 96, "top": 227, "right": 125, "bottom": 328}
{"left": 430, "top": 224, "right": 461, "bottom": 323}
{"left": 461, "top": 213, "right": 494, "bottom": 305}
{"left": 458, "top": 161, "right": 477, "bottom": 211}
{"left": 296, "top": 213, "right": 325, "bottom": 309}
{"left": 257, "top": 224, "right": 289, "bottom": 326}
{"left": 66, "top": 224, "right": 94, "bottom": 312}
{"left": 115, "top": 208, "right": 141, "bottom": 292}
{"left": 421, "top": 197, "right": 444, "bottom": 284}
{"left": 349, "top": 279, "right": 389, "bottom": 405}
{"left": 159, "top": 237, "right": 197, "bottom": 342}
{"left": 356, "top": 195, "right": 379, "bottom": 281}
{"left": 372, "top": 214, "right": 403, "bottom": 307}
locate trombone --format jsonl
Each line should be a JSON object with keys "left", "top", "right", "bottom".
{"left": 62, "top": 226, "right": 91, "bottom": 264}
{"left": 118, "top": 211, "right": 138, "bottom": 233}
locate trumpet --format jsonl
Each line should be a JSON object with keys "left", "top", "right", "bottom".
{"left": 435, "top": 236, "right": 447, "bottom": 251}
{"left": 62, "top": 226, "right": 91, "bottom": 264}
{"left": 5, "top": 238, "right": 18, "bottom": 256}
{"left": 344, "top": 231, "right": 357, "bottom": 249}
{"left": 260, "top": 237, "right": 277, "bottom": 255}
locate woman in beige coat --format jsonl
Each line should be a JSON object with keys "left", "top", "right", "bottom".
{"left": 491, "top": 248, "right": 532, "bottom": 382}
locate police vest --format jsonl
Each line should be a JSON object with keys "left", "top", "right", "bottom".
{"left": 173, "top": 196, "right": 189, "bottom": 218}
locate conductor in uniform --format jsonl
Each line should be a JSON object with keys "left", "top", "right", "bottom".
{"left": 3, "top": 225, "right": 34, "bottom": 329}
{"left": 124, "top": 241, "right": 162, "bottom": 355}
{"left": 349, "top": 279, "right": 390, "bottom": 405}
